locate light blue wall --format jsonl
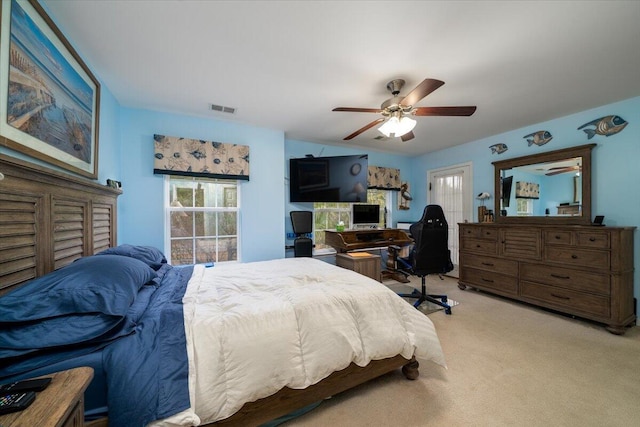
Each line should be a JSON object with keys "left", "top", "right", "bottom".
{"left": 118, "top": 109, "right": 286, "bottom": 262}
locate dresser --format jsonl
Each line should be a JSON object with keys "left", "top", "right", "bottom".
{"left": 458, "top": 223, "right": 636, "bottom": 334}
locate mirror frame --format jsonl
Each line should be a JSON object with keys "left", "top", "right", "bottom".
{"left": 493, "top": 143, "right": 596, "bottom": 225}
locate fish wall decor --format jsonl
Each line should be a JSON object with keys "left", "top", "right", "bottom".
{"left": 489, "top": 143, "right": 508, "bottom": 154}
{"left": 578, "top": 115, "right": 628, "bottom": 139}
{"left": 523, "top": 130, "right": 553, "bottom": 147}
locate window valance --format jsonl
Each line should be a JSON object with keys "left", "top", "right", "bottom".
{"left": 515, "top": 181, "right": 539, "bottom": 199}
{"left": 153, "top": 134, "right": 250, "bottom": 180}
{"left": 367, "top": 166, "right": 401, "bottom": 191}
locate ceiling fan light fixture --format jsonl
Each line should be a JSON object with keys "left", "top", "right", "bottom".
{"left": 378, "top": 115, "right": 416, "bottom": 138}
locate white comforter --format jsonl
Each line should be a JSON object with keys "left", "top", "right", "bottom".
{"left": 154, "top": 257, "right": 445, "bottom": 426}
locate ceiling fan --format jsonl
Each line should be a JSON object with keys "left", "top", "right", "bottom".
{"left": 545, "top": 165, "right": 582, "bottom": 176}
{"left": 332, "top": 78, "right": 477, "bottom": 142}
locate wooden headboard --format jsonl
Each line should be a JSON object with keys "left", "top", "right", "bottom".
{"left": 0, "top": 154, "right": 121, "bottom": 295}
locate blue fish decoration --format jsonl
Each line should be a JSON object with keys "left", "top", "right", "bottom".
{"left": 489, "top": 143, "right": 508, "bottom": 154}
{"left": 578, "top": 115, "right": 628, "bottom": 139}
{"left": 189, "top": 150, "right": 206, "bottom": 160}
{"left": 523, "top": 130, "right": 552, "bottom": 147}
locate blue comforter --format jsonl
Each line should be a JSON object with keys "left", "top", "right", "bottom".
{"left": 0, "top": 252, "right": 193, "bottom": 427}
{"left": 103, "top": 264, "right": 193, "bottom": 426}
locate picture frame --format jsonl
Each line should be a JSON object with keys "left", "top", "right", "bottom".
{"left": 0, "top": 0, "right": 100, "bottom": 179}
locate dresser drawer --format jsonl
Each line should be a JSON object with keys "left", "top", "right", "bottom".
{"left": 461, "top": 238, "right": 497, "bottom": 255}
{"left": 545, "top": 246, "right": 609, "bottom": 269}
{"left": 576, "top": 231, "right": 610, "bottom": 249}
{"left": 461, "top": 267, "right": 518, "bottom": 295}
{"left": 545, "top": 230, "right": 572, "bottom": 245}
{"left": 520, "top": 263, "right": 610, "bottom": 295}
{"left": 478, "top": 227, "right": 498, "bottom": 240}
{"left": 460, "top": 226, "right": 481, "bottom": 238}
{"left": 520, "top": 281, "right": 610, "bottom": 318}
{"left": 501, "top": 229, "right": 541, "bottom": 260}
{"left": 461, "top": 254, "right": 518, "bottom": 276}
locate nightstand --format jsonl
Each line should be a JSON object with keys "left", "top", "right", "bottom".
{"left": 0, "top": 366, "right": 93, "bottom": 427}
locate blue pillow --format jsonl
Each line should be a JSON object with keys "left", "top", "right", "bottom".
{"left": 0, "top": 255, "right": 156, "bottom": 322}
{"left": 96, "top": 244, "right": 167, "bottom": 270}
{"left": 0, "top": 255, "right": 157, "bottom": 357}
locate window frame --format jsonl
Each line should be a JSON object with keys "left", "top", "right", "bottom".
{"left": 312, "top": 189, "right": 393, "bottom": 253}
{"left": 164, "top": 175, "right": 241, "bottom": 265}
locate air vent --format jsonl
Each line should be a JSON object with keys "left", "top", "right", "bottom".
{"left": 210, "top": 104, "right": 236, "bottom": 114}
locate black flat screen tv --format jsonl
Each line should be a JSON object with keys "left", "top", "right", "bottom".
{"left": 289, "top": 154, "right": 368, "bottom": 203}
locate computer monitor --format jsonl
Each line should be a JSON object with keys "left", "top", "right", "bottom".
{"left": 352, "top": 204, "right": 380, "bottom": 227}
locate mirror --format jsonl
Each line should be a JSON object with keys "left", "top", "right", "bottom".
{"left": 493, "top": 144, "right": 595, "bottom": 224}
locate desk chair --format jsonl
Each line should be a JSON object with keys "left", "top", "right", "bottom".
{"left": 290, "top": 211, "right": 313, "bottom": 257}
{"left": 396, "top": 205, "right": 453, "bottom": 314}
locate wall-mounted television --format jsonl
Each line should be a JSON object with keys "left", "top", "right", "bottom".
{"left": 289, "top": 154, "right": 368, "bottom": 203}
{"left": 352, "top": 204, "right": 380, "bottom": 226}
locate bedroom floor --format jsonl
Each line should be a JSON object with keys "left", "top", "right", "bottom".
{"left": 283, "top": 274, "right": 640, "bottom": 427}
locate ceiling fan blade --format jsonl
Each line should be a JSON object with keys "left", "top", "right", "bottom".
{"left": 546, "top": 166, "right": 579, "bottom": 176}
{"left": 343, "top": 118, "right": 385, "bottom": 140}
{"left": 401, "top": 79, "right": 445, "bottom": 107}
{"left": 413, "top": 106, "right": 477, "bottom": 116}
{"left": 333, "top": 107, "right": 383, "bottom": 113}
{"left": 400, "top": 131, "right": 415, "bottom": 142}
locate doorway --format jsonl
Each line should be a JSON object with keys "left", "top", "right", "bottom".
{"left": 428, "top": 162, "right": 473, "bottom": 277}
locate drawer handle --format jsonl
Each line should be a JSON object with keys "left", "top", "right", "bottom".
{"left": 551, "top": 293, "right": 570, "bottom": 300}
{"left": 550, "top": 274, "right": 570, "bottom": 280}
{"left": 589, "top": 237, "right": 596, "bottom": 242}
{"left": 481, "top": 262, "right": 495, "bottom": 266}
{"left": 571, "top": 254, "right": 578, "bottom": 259}
{"left": 555, "top": 235, "right": 561, "bottom": 239}
{"left": 481, "top": 277, "right": 494, "bottom": 283}
{"left": 476, "top": 244, "right": 481, "bottom": 248}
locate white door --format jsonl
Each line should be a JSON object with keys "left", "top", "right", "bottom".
{"left": 428, "top": 162, "right": 473, "bottom": 277}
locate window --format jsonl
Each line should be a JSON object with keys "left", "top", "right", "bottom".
{"left": 166, "top": 176, "right": 239, "bottom": 265}
{"left": 313, "top": 189, "right": 390, "bottom": 251}
{"left": 516, "top": 198, "right": 533, "bottom": 216}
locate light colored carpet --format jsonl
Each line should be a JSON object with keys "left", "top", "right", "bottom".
{"left": 283, "top": 275, "right": 640, "bottom": 427}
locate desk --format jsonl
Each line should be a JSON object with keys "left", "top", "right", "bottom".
{"left": 325, "top": 229, "right": 412, "bottom": 283}
{"left": 324, "top": 229, "right": 412, "bottom": 252}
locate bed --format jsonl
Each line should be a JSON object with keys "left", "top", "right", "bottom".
{"left": 0, "top": 154, "right": 445, "bottom": 426}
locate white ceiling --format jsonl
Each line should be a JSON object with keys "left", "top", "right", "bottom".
{"left": 44, "top": 1, "right": 640, "bottom": 156}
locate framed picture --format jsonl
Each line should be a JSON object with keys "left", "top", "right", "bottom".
{"left": 0, "top": 0, "right": 100, "bottom": 178}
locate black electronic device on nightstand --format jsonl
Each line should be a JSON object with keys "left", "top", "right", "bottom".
{"left": 0, "top": 391, "right": 36, "bottom": 415}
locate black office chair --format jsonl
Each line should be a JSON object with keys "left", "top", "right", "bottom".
{"left": 290, "top": 211, "right": 313, "bottom": 257}
{"left": 396, "top": 205, "right": 453, "bottom": 314}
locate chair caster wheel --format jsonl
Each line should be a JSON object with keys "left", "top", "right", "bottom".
{"left": 444, "top": 308, "right": 452, "bottom": 315}
{"left": 442, "top": 297, "right": 448, "bottom": 303}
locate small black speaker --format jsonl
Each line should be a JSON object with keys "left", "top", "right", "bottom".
{"left": 294, "top": 238, "right": 313, "bottom": 257}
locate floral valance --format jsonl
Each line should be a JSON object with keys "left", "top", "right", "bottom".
{"left": 368, "top": 166, "right": 401, "bottom": 191}
{"left": 515, "top": 181, "right": 539, "bottom": 199}
{"left": 153, "top": 134, "right": 250, "bottom": 180}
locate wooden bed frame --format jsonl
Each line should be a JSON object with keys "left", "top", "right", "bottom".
{"left": 0, "top": 153, "right": 421, "bottom": 426}
{"left": 0, "top": 154, "right": 120, "bottom": 294}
